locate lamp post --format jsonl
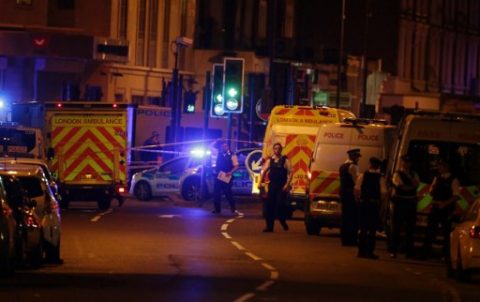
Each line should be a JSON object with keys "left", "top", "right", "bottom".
{"left": 336, "top": 0, "right": 346, "bottom": 109}
{"left": 169, "top": 37, "right": 192, "bottom": 147}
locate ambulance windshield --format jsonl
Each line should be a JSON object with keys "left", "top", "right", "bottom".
{"left": 407, "top": 140, "right": 480, "bottom": 186}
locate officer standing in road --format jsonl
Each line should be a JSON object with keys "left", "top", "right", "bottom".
{"left": 389, "top": 155, "right": 420, "bottom": 258}
{"left": 258, "top": 143, "right": 292, "bottom": 232}
{"left": 339, "top": 148, "right": 361, "bottom": 246}
{"left": 422, "top": 160, "right": 460, "bottom": 259}
{"left": 355, "top": 157, "right": 387, "bottom": 259}
{"left": 212, "top": 140, "right": 239, "bottom": 214}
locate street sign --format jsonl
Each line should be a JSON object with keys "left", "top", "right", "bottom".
{"left": 245, "top": 149, "right": 263, "bottom": 175}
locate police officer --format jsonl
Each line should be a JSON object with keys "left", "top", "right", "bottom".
{"left": 258, "top": 143, "right": 292, "bottom": 232}
{"left": 355, "top": 157, "right": 387, "bottom": 259}
{"left": 212, "top": 140, "right": 239, "bottom": 214}
{"left": 422, "top": 160, "right": 460, "bottom": 259}
{"left": 339, "top": 148, "right": 361, "bottom": 246}
{"left": 389, "top": 155, "right": 419, "bottom": 258}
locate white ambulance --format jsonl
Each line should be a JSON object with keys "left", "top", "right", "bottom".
{"left": 305, "top": 118, "right": 396, "bottom": 235}
{"left": 385, "top": 112, "right": 480, "bottom": 230}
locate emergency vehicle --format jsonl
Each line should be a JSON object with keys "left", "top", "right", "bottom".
{"left": 0, "top": 122, "right": 44, "bottom": 160}
{"left": 385, "top": 112, "right": 480, "bottom": 231}
{"left": 255, "top": 105, "right": 356, "bottom": 214}
{"left": 12, "top": 102, "right": 171, "bottom": 210}
{"left": 305, "top": 118, "right": 396, "bottom": 235}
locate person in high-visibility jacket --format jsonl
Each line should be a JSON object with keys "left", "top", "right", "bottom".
{"left": 422, "top": 160, "right": 460, "bottom": 259}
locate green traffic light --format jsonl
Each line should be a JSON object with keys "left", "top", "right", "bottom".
{"left": 215, "top": 93, "right": 223, "bottom": 103}
{"left": 228, "top": 88, "right": 238, "bottom": 98}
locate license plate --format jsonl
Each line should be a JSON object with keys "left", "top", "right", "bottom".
{"left": 316, "top": 202, "right": 339, "bottom": 211}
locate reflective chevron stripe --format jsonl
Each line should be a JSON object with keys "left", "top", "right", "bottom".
{"left": 284, "top": 134, "right": 316, "bottom": 194}
{"left": 416, "top": 182, "right": 480, "bottom": 215}
{"left": 51, "top": 113, "right": 127, "bottom": 184}
{"left": 309, "top": 171, "right": 340, "bottom": 199}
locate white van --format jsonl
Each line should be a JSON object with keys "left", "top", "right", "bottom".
{"left": 305, "top": 118, "right": 396, "bottom": 235}
{"left": 385, "top": 112, "right": 480, "bottom": 229}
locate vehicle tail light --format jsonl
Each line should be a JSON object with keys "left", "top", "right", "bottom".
{"left": 26, "top": 216, "right": 39, "bottom": 228}
{"left": 117, "top": 186, "right": 126, "bottom": 194}
{"left": 469, "top": 226, "right": 480, "bottom": 239}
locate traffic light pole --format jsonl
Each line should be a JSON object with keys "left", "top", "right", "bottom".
{"left": 170, "top": 49, "right": 180, "bottom": 146}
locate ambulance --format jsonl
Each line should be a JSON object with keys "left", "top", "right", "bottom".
{"left": 255, "top": 105, "right": 355, "bottom": 215}
{"left": 12, "top": 102, "right": 171, "bottom": 210}
{"left": 305, "top": 118, "right": 396, "bottom": 235}
{"left": 385, "top": 112, "right": 480, "bottom": 231}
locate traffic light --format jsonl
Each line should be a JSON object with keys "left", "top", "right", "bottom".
{"left": 183, "top": 90, "right": 197, "bottom": 113}
{"left": 223, "top": 58, "right": 245, "bottom": 113}
{"left": 210, "top": 64, "right": 227, "bottom": 118}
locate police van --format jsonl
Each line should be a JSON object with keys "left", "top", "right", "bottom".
{"left": 385, "top": 112, "right": 480, "bottom": 232}
{"left": 305, "top": 118, "right": 396, "bottom": 235}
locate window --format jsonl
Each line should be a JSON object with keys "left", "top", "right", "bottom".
{"left": 158, "top": 158, "right": 188, "bottom": 175}
{"left": 18, "top": 176, "right": 44, "bottom": 198}
{"left": 147, "top": 0, "right": 159, "bottom": 67}
{"left": 136, "top": 0, "right": 147, "bottom": 66}
{"left": 16, "top": 0, "right": 32, "bottom": 6}
{"left": 118, "top": 0, "right": 128, "bottom": 40}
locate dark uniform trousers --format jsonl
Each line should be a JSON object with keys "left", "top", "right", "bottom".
{"left": 213, "top": 178, "right": 235, "bottom": 212}
{"left": 213, "top": 151, "right": 236, "bottom": 213}
{"left": 390, "top": 197, "right": 417, "bottom": 257}
{"left": 264, "top": 184, "right": 288, "bottom": 230}
{"left": 423, "top": 175, "right": 456, "bottom": 258}
{"left": 358, "top": 171, "right": 382, "bottom": 257}
{"left": 339, "top": 162, "right": 358, "bottom": 245}
{"left": 358, "top": 200, "right": 380, "bottom": 257}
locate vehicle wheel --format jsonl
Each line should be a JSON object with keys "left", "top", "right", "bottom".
{"left": 445, "top": 253, "right": 454, "bottom": 278}
{"left": 98, "top": 198, "right": 111, "bottom": 210}
{"left": 44, "top": 238, "right": 61, "bottom": 264}
{"left": 0, "top": 227, "right": 15, "bottom": 276}
{"left": 304, "top": 215, "right": 321, "bottom": 236}
{"left": 455, "top": 248, "right": 471, "bottom": 282}
{"left": 134, "top": 181, "right": 152, "bottom": 201}
{"left": 59, "top": 197, "right": 70, "bottom": 209}
{"left": 285, "top": 207, "right": 294, "bottom": 220}
{"left": 27, "top": 229, "right": 43, "bottom": 268}
{"left": 181, "top": 178, "right": 207, "bottom": 202}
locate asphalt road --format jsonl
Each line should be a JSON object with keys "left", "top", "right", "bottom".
{"left": 0, "top": 194, "right": 479, "bottom": 302}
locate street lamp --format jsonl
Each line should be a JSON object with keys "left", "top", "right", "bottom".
{"left": 169, "top": 36, "right": 193, "bottom": 147}
{"left": 336, "top": 0, "right": 346, "bottom": 109}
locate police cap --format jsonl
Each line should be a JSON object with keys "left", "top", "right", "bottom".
{"left": 347, "top": 148, "right": 361, "bottom": 157}
{"left": 369, "top": 157, "right": 382, "bottom": 168}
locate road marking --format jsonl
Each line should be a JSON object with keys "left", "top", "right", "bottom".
{"left": 90, "top": 208, "right": 114, "bottom": 222}
{"left": 245, "top": 252, "right": 262, "bottom": 261}
{"left": 270, "top": 270, "right": 279, "bottom": 280}
{"left": 158, "top": 214, "right": 179, "bottom": 218}
{"left": 256, "top": 280, "right": 275, "bottom": 291}
{"left": 233, "top": 292, "right": 255, "bottom": 302}
{"left": 261, "top": 262, "right": 275, "bottom": 271}
{"left": 220, "top": 211, "right": 278, "bottom": 302}
{"left": 231, "top": 241, "right": 245, "bottom": 251}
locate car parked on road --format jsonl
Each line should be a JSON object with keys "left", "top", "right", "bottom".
{"left": 130, "top": 148, "right": 256, "bottom": 201}
{"left": 448, "top": 198, "right": 480, "bottom": 282}
{"left": 0, "top": 165, "right": 61, "bottom": 264}
{"left": 0, "top": 158, "right": 61, "bottom": 204}
{"left": 0, "top": 177, "right": 16, "bottom": 275}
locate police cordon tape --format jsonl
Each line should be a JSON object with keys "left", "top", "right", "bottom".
{"left": 129, "top": 138, "right": 263, "bottom": 154}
